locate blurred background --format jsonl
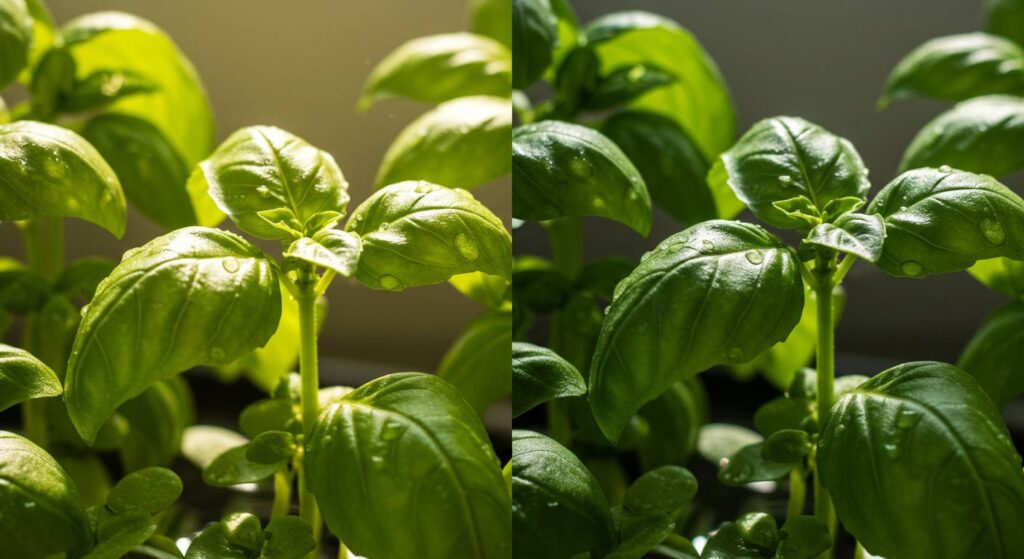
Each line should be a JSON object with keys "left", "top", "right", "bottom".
{"left": 0, "top": 0, "right": 509, "bottom": 382}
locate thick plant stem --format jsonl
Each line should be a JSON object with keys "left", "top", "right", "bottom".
{"left": 272, "top": 469, "right": 292, "bottom": 518}
{"left": 787, "top": 468, "right": 807, "bottom": 520}
{"left": 296, "top": 279, "right": 323, "bottom": 557}
{"left": 546, "top": 217, "right": 583, "bottom": 277}
{"left": 813, "top": 253, "right": 837, "bottom": 558}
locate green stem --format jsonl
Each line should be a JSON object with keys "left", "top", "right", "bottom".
{"left": 546, "top": 217, "right": 583, "bottom": 278}
{"left": 812, "top": 252, "right": 837, "bottom": 558}
{"left": 296, "top": 276, "right": 323, "bottom": 558}
{"left": 544, "top": 217, "right": 585, "bottom": 446}
{"left": 272, "top": 469, "right": 292, "bottom": 519}
{"left": 787, "top": 467, "right": 807, "bottom": 520}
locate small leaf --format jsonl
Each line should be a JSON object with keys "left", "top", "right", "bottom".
{"left": 866, "top": 167, "right": 1024, "bottom": 277}
{"left": 239, "top": 398, "right": 298, "bottom": 438}
{"left": 511, "top": 341, "right": 585, "bottom": 417}
{"left": 753, "top": 397, "right": 813, "bottom": 436}
{"left": 0, "top": 120, "right": 126, "bottom": 236}
{"left": 449, "top": 271, "right": 509, "bottom": 309}
{"left": 969, "top": 257, "right": 1024, "bottom": 298}
{"left": 605, "top": 467, "right": 699, "bottom": 559}
{"left": 702, "top": 522, "right": 769, "bottom": 559}
{"left": 513, "top": 120, "right": 651, "bottom": 235}
{"left": 203, "top": 444, "right": 282, "bottom": 487}
{"left": 85, "top": 510, "right": 157, "bottom": 559}
{"left": 761, "top": 429, "right": 811, "bottom": 463}
{"left": 62, "top": 69, "right": 157, "bottom": 112}
{"left": 0, "top": 343, "right": 61, "bottom": 412}
{"left": 360, "top": 32, "right": 510, "bottom": 108}
{"left": 29, "top": 47, "right": 75, "bottom": 118}
{"left": 958, "top": 301, "right": 1024, "bottom": 408}
{"left": 246, "top": 431, "right": 295, "bottom": 465}
{"left": 346, "top": 181, "right": 511, "bottom": 290}
{"left": 735, "top": 512, "right": 777, "bottom": 550}
{"left": 804, "top": 212, "right": 886, "bottom": 262}
{"left": 260, "top": 516, "right": 316, "bottom": 559}
{"left": 718, "top": 442, "right": 800, "bottom": 486}
{"left": 107, "top": 467, "right": 182, "bottom": 514}
{"left": 0, "top": 259, "right": 50, "bottom": 313}
{"left": 512, "top": 0, "right": 558, "bottom": 89}
{"left": 775, "top": 516, "right": 832, "bottom": 559}
{"left": 184, "top": 522, "right": 249, "bottom": 559}
{"left": 879, "top": 33, "right": 1024, "bottom": 108}
{"left": 438, "top": 310, "right": 512, "bottom": 416}
{"left": 220, "top": 512, "right": 263, "bottom": 551}
{"left": 697, "top": 424, "right": 763, "bottom": 465}
{"left": 181, "top": 426, "right": 249, "bottom": 471}
{"left": 284, "top": 229, "right": 361, "bottom": 277}
{"left": 636, "top": 379, "right": 707, "bottom": 470}
{"left": 586, "top": 64, "right": 674, "bottom": 110}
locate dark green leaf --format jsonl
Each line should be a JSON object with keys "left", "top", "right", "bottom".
{"left": 470, "top": 0, "right": 512, "bottom": 48}
{"left": 605, "top": 466, "right": 698, "bottom": 559}
{"left": 511, "top": 342, "right": 585, "bottom": 417}
{"left": 590, "top": 220, "right": 804, "bottom": 440}
{"left": 29, "top": 47, "right": 75, "bottom": 118}
{"left": 958, "top": 301, "right": 1024, "bottom": 408}
{"left": 879, "top": 33, "right": 1024, "bottom": 108}
{"left": 753, "top": 397, "right": 813, "bottom": 436}
{"left": 819, "top": 361, "right": 1024, "bottom": 559}
{"left": 220, "top": 512, "right": 263, "bottom": 551}
{"left": 636, "top": 379, "right": 707, "bottom": 470}
{"left": 65, "top": 227, "right": 281, "bottom": 443}
{"left": 181, "top": 425, "right": 248, "bottom": 471}
{"left": 969, "top": 257, "right": 1024, "bottom": 298}
{"left": 0, "top": 121, "right": 126, "bottom": 236}
{"left": 735, "top": 512, "right": 777, "bottom": 550}
{"left": 512, "top": 259, "right": 572, "bottom": 312}
{"left": 184, "top": 522, "right": 249, "bottom": 559}
{"left": 54, "top": 257, "right": 116, "bottom": 300}
{"left": 696, "top": 423, "right": 762, "bottom": 464}
{"left": 552, "top": 46, "right": 599, "bottom": 114}
{"left": 512, "top": 0, "right": 557, "bottom": 89}
{"left": 86, "top": 510, "right": 157, "bottom": 559}
{"left": 203, "top": 444, "right": 281, "bottom": 487}
{"left": 804, "top": 213, "right": 886, "bottom": 263}
{"left": 866, "top": 168, "right": 1024, "bottom": 277}
{"left": 361, "top": 32, "right": 510, "bottom": 108}
{"left": 345, "top": 181, "right": 511, "bottom": 290}
{"left": 0, "top": 343, "right": 61, "bottom": 412}
{"left": 307, "top": 373, "right": 510, "bottom": 559}
{"left": 0, "top": 0, "right": 31, "bottom": 88}
{"left": 62, "top": 69, "right": 157, "bottom": 112}
{"left": 118, "top": 377, "right": 195, "bottom": 471}
{"left": 246, "top": 430, "right": 295, "bottom": 465}
{"left": 438, "top": 310, "right": 512, "bottom": 416}
{"left": 0, "top": 258, "right": 50, "bottom": 313}
{"left": 709, "top": 117, "right": 870, "bottom": 230}
{"left": 513, "top": 120, "right": 651, "bottom": 235}
{"left": 987, "top": 0, "right": 1024, "bottom": 48}
{"left": 375, "top": 96, "right": 511, "bottom": 190}
{"left": 283, "top": 229, "right": 361, "bottom": 277}
{"left": 718, "top": 442, "right": 800, "bottom": 486}
{"left": 586, "top": 64, "right": 674, "bottom": 110}
{"left": 702, "top": 522, "right": 768, "bottom": 559}
{"left": 107, "top": 467, "right": 182, "bottom": 514}
{"left": 761, "top": 429, "right": 811, "bottom": 463}
{"left": 261, "top": 516, "right": 316, "bottom": 559}
{"left": 240, "top": 398, "right": 298, "bottom": 438}
{"left": 776, "top": 516, "right": 832, "bottom": 559}
{"left": 511, "top": 430, "right": 614, "bottom": 559}
{"left": 575, "top": 257, "right": 635, "bottom": 299}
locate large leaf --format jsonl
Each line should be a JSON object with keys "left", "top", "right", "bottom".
{"left": 200, "top": 126, "right": 350, "bottom": 241}
{"left": 958, "top": 301, "right": 1024, "bottom": 408}
{"left": 511, "top": 430, "right": 614, "bottom": 559}
{"left": 438, "top": 310, "right": 512, "bottom": 416}
{"left": 709, "top": 116, "right": 870, "bottom": 230}
{"left": 512, "top": 0, "right": 557, "bottom": 89}
{"left": 306, "top": 373, "right": 510, "bottom": 559}
{"left": 0, "top": 120, "right": 126, "bottom": 236}
{"left": 470, "top": 0, "right": 512, "bottom": 48}
{"left": 65, "top": 227, "right": 281, "bottom": 443}
{"left": 866, "top": 168, "right": 1024, "bottom": 277}
{"left": 345, "top": 181, "right": 511, "bottom": 290}
{"left": 118, "top": 377, "right": 194, "bottom": 471}
{"left": 584, "top": 11, "right": 735, "bottom": 159}
{"left": 879, "top": 33, "right": 1024, "bottom": 108}
{"left": 0, "top": 0, "right": 32, "bottom": 88}
{"left": 360, "top": 32, "right": 510, "bottom": 108}
{"left": 513, "top": 120, "right": 651, "bottom": 235}
{"left": 375, "top": 96, "right": 511, "bottom": 190}
{"left": 0, "top": 431, "right": 90, "bottom": 558}
{"left": 0, "top": 342, "right": 61, "bottom": 412}
{"left": 511, "top": 341, "right": 585, "bottom": 418}
{"left": 819, "top": 362, "right": 1024, "bottom": 559}
{"left": 987, "top": 0, "right": 1024, "bottom": 48}
{"left": 590, "top": 220, "right": 804, "bottom": 440}
{"left": 899, "top": 95, "right": 1024, "bottom": 177}
{"left": 969, "top": 257, "right": 1024, "bottom": 298}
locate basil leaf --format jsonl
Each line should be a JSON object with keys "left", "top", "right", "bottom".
{"left": 511, "top": 430, "right": 614, "bottom": 559}
{"left": 201, "top": 126, "right": 350, "bottom": 240}
{"left": 719, "top": 442, "right": 800, "bottom": 486}
{"left": 307, "top": 373, "right": 510, "bottom": 559}
{"left": 0, "top": 431, "right": 90, "bottom": 557}
{"left": 239, "top": 398, "right": 297, "bottom": 438}
{"left": 65, "top": 227, "right": 282, "bottom": 443}
{"left": 203, "top": 443, "right": 281, "bottom": 487}
{"left": 710, "top": 117, "right": 870, "bottom": 230}
{"left": 776, "top": 516, "right": 832, "bottom": 559}
{"left": 879, "top": 33, "right": 1024, "bottom": 108}
{"left": 0, "top": 258, "right": 50, "bottom": 313}
{"left": 0, "top": 0, "right": 32, "bottom": 88}
{"left": 511, "top": 341, "right": 585, "bottom": 418}
{"left": 702, "top": 521, "right": 767, "bottom": 559}
{"left": 0, "top": 121, "right": 126, "bottom": 237}
{"left": 513, "top": 120, "right": 651, "bottom": 235}
{"left": 0, "top": 342, "right": 61, "bottom": 412}
{"left": 697, "top": 423, "right": 763, "bottom": 464}
{"left": 636, "top": 380, "right": 707, "bottom": 470}
{"left": 62, "top": 69, "right": 157, "bottom": 112}
{"left": 754, "top": 398, "right": 814, "bottom": 437}
{"left": 87, "top": 509, "right": 158, "bottom": 559}
{"left": 470, "top": 0, "right": 512, "bottom": 48}
{"left": 439, "top": 310, "right": 512, "bottom": 416}
{"left": 513, "top": 0, "right": 558, "bottom": 89}
{"left": 987, "top": 0, "right": 1024, "bottom": 48}
{"left": 586, "top": 64, "right": 675, "bottom": 111}
{"left": 283, "top": 229, "right": 361, "bottom": 277}
{"left": 107, "top": 467, "right": 182, "bottom": 514}
{"left": 958, "top": 301, "right": 1024, "bottom": 408}
{"left": 605, "top": 466, "right": 698, "bottom": 559}
{"left": 360, "top": 32, "right": 510, "bottom": 108}
{"left": 866, "top": 168, "right": 1024, "bottom": 277}
{"left": 246, "top": 431, "right": 295, "bottom": 465}
{"left": 761, "top": 429, "right": 811, "bottom": 463}
{"left": 969, "top": 256, "right": 1024, "bottom": 298}
{"left": 181, "top": 425, "right": 248, "bottom": 471}
{"left": 376, "top": 96, "right": 511, "bottom": 190}
{"left": 29, "top": 47, "right": 75, "bottom": 119}
{"left": 345, "top": 181, "right": 511, "bottom": 290}
{"left": 804, "top": 212, "right": 886, "bottom": 263}
{"left": 601, "top": 111, "right": 719, "bottom": 226}
{"left": 735, "top": 512, "right": 778, "bottom": 550}
{"left": 185, "top": 522, "right": 249, "bottom": 559}
{"left": 119, "top": 377, "right": 195, "bottom": 471}
{"left": 449, "top": 271, "right": 509, "bottom": 309}
{"left": 590, "top": 221, "right": 804, "bottom": 440}
{"left": 818, "top": 361, "right": 1024, "bottom": 559}
{"left": 548, "top": 0, "right": 580, "bottom": 76}
{"left": 899, "top": 95, "right": 1024, "bottom": 177}
{"left": 261, "top": 516, "right": 316, "bottom": 559}
{"left": 584, "top": 11, "right": 735, "bottom": 158}
{"left": 220, "top": 512, "right": 263, "bottom": 551}
{"left": 55, "top": 257, "right": 116, "bottom": 301}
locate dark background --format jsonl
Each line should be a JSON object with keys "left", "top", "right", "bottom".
{"left": 515, "top": 0, "right": 1011, "bottom": 374}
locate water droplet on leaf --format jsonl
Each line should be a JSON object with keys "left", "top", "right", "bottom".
{"left": 901, "top": 261, "right": 923, "bottom": 276}
{"left": 222, "top": 258, "right": 240, "bottom": 273}
{"left": 745, "top": 251, "right": 764, "bottom": 265}
{"left": 779, "top": 175, "right": 793, "bottom": 186}
{"left": 979, "top": 218, "right": 1006, "bottom": 245}
{"left": 379, "top": 275, "right": 401, "bottom": 290}
{"left": 939, "top": 165, "right": 953, "bottom": 173}
{"left": 210, "top": 347, "right": 226, "bottom": 361}
{"left": 454, "top": 233, "right": 480, "bottom": 261}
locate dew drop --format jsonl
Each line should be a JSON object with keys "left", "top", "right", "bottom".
{"left": 627, "top": 65, "right": 646, "bottom": 82}
{"left": 379, "top": 275, "right": 401, "bottom": 290}
{"left": 222, "top": 258, "right": 240, "bottom": 273}
{"left": 414, "top": 181, "right": 434, "bottom": 194}
{"left": 454, "top": 233, "right": 480, "bottom": 261}
{"left": 882, "top": 442, "right": 900, "bottom": 458}
{"left": 938, "top": 165, "right": 953, "bottom": 173}
{"left": 370, "top": 455, "right": 385, "bottom": 469}
{"left": 779, "top": 175, "right": 793, "bottom": 186}
{"left": 210, "top": 347, "right": 226, "bottom": 361}
{"left": 979, "top": 218, "right": 1006, "bottom": 245}
{"left": 44, "top": 155, "right": 66, "bottom": 179}
{"left": 901, "top": 261, "right": 923, "bottom": 276}
{"left": 745, "top": 251, "right": 764, "bottom": 265}
{"left": 592, "top": 197, "right": 606, "bottom": 209}
{"left": 895, "top": 408, "right": 922, "bottom": 430}
{"left": 256, "top": 185, "right": 272, "bottom": 198}
{"left": 702, "top": 239, "right": 715, "bottom": 250}
{"left": 726, "top": 347, "right": 743, "bottom": 361}
{"left": 380, "top": 421, "right": 406, "bottom": 442}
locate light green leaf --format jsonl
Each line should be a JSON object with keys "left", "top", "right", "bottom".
{"left": 239, "top": 398, "right": 297, "bottom": 438}
{"left": 284, "top": 229, "right": 361, "bottom": 277}
{"left": 449, "top": 271, "right": 509, "bottom": 308}
{"left": 346, "top": 181, "right": 511, "bottom": 290}
{"left": 804, "top": 212, "right": 886, "bottom": 262}
{"left": 220, "top": 512, "right": 263, "bottom": 552}
{"left": 512, "top": 0, "right": 557, "bottom": 89}
{"left": 0, "top": 0, "right": 32, "bottom": 88}
{"left": 376, "top": 96, "right": 511, "bottom": 190}
{"left": 307, "top": 373, "right": 510, "bottom": 559}
{"left": 0, "top": 342, "right": 61, "bottom": 412}
{"left": 590, "top": 221, "right": 804, "bottom": 440}
{"left": 181, "top": 425, "right": 248, "bottom": 471}
{"left": 958, "top": 301, "right": 1024, "bottom": 408}
{"left": 987, "top": 0, "right": 1024, "bottom": 48}
{"left": 245, "top": 430, "right": 295, "bottom": 465}
{"left": 203, "top": 443, "right": 282, "bottom": 487}
{"left": 0, "top": 120, "right": 126, "bottom": 236}
{"left": 106, "top": 467, "right": 182, "bottom": 514}
{"left": 438, "top": 310, "right": 512, "bottom": 416}
{"left": 511, "top": 341, "right": 585, "bottom": 418}
{"left": 469, "top": 0, "right": 512, "bottom": 48}
{"left": 66, "top": 227, "right": 282, "bottom": 443}
{"left": 184, "top": 522, "right": 249, "bottom": 559}
{"left": 969, "top": 257, "right": 1024, "bottom": 298}
{"left": 261, "top": 516, "right": 316, "bottom": 559}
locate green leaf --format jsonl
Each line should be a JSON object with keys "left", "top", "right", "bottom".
{"left": 0, "top": 121, "right": 126, "bottom": 237}
{"left": 0, "top": 0, "right": 32, "bottom": 88}
{"left": 636, "top": 379, "right": 707, "bottom": 470}
{"left": 0, "top": 342, "right": 61, "bottom": 412}
{"left": 761, "top": 429, "right": 811, "bottom": 463}
{"left": 239, "top": 398, "right": 298, "bottom": 438}
{"left": 709, "top": 116, "right": 870, "bottom": 230}
{"left": 438, "top": 310, "right": 512, "bottom": 416}
{"left": 987, "top": 0, "right": 1024, "bottom": 47}
{"left": 969, "top": 256, "right": 1024, "bottom": 298}
{"left": 184, "top": 522, "right": 249, "bottom": 559}
{"left": 775, "top": 516, "right": 832, "bottom": 559}
{"left": 512, "top": 257, "right": 572, "bottom": 313}
{"left": 818, "top": 361, "right": 1024, "bottom": 559}
{"left": 511, "top": 430, "right": 614, "bottom": 559}
{"left": 449, "top": 271, "right": 509, "bottom": 309}
{"left": 65, "top": 227, "right": 282, "bottom": 443}
{"left": 54, "top": 257, "right": 116, "bottom": 300}
{"left": 590, "top": 221, "right": 804, "bottom": 440}
{"left": 718, "top": 442, "right": 800, "bottom": 486}
{"left": 866, "top": 167, "right": 1024, "bottom": 277}
{"left": 360, "top": 32, "right": 510, "bottom": 108}
{"left": 470, "top": 0, "right": 512, "bottom": 48}
{"left": 203, "top": 443, "right": 282, "bottom": 487}
{"left": 804, "top": 213, "right": 886, "bottom": 262}
{"left": 0, "top": 431, "right": 90, "bottom": 558}
{"left": 345, "top": 181, "right": 511, "bottom": 290}
{"left": 879, "top": 33, "right": 1024, "bottom": 108}
{"left": 85, "top": 510, "right": 157, "bottom": 559}
{"left": 246, "top": 430, "right": 295, "bottom": 465}
{"left": 62, "top": 69, "right": 157, "bottom": 112}
{"left": 513, "top": 120, "right": 651, "bottom": 235}
{"left": 0, "top": 258, "right": 50, "bottom": 313}
{"left": 307, "top": 373, "right": 510, "bottom": 559}
{"left": 958, "top": 301, "right": 1024, "bottom": 408}
{"left": 605, "top": 466, "right": 698, "bottom": 559}
{"left": 586, "top": 64, "right": 675, "bottom": 111}
{"left": 552, "top": 46, "right": 599, "bottom": 114}
{"left": 181, "top": 425, "right": 248, "bottom": 471}
{"left": 584, "top": 11, "right": 735, "bottom": 159}
{"left": 899, "top": 95, "right": 1024, "bottom": 177}
{"left": 220, "top": 512, "right": 263, "bottom": 551}
{"left": 754, "top": 397, "right": 813, "bottom": 437}
{"left": 697, "top": 423, "right": 763, "bottom": 464}
{"left": 261, "top": 516, "right": 316, "bottom": 559}
{"left": 375, "top": 96, "right": 511, "bottom": 190}
{"left": 118, "top": 377, "right": 195, "bottom": 471}
{"left": 200, "top": 126, "right": 350, "bottom": 240}
{"left": 702, "top": 522, "right": 768, "bottom": 559}
{"left": 735, "top": 512, "right": 778, "bottom": 550}
{"left": 601, "top": 110, "right": 717, "bottom": 226}
{"left": 283, "top": 229, "right": 361, "bottom": 277}
{"left": 29, "top": 47, "right": 75, "bottom": 119}
{"left": 511, "top": 341, "right": 585, "bottom": 417}
{"left": 106, "top": 467, "right": 182, "bottom": 514}
{"left": 512, "top": 0, "right": 557, "bottom": 89}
